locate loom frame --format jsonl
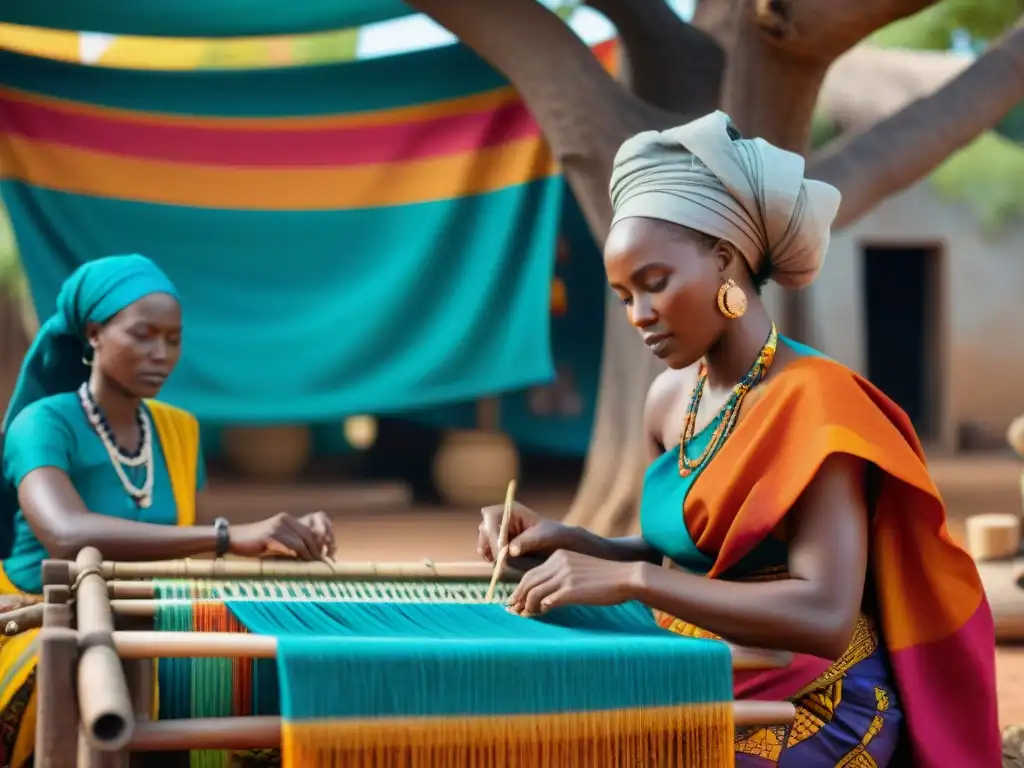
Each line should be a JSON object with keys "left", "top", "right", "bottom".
{"left": 26, "top": 546, "right": 798, "bottom": 767}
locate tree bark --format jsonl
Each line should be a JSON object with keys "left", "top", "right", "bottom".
{"left": 811, "top": 16, "right": 1024, "bottom": 229}
{"left": 406, "top": 0, "right": 675, "bottom": 238}
{"left": 586, "top": 0, "right": 725, "bottom": 112}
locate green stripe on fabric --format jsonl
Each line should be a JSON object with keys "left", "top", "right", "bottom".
{"left": 0, "top": 43, "right": 510, "bottom": 117}
{"left": 0, "top": 0, "right": 412, "bottom": 38}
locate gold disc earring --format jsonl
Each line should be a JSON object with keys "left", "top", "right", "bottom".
{"left": 716, "top": 278, "right": 748, "bottom": 319}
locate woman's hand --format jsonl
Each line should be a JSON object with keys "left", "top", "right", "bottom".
{"left": 477, "top": 502, "right": 576, "bottom": 564}
{"left": 229, "top": 511, "right": 336, "bottom": 561}
{"left": 0, "top": 594, "right": 40, "bottom": 615}
{"left": 506, "top": 550, "right": 641, "bottom": 617}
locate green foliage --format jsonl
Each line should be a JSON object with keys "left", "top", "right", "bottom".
{"left": 871, "top": 0, "right": 1024, "bottom": 51}
{"left": 930, "top": 132, "right": 1024, "bottom": 232}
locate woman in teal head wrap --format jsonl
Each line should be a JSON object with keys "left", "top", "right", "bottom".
{"left": 0, "top": 254, "right": 335, "bottom": 768}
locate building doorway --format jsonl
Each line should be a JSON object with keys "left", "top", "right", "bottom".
{"left": 861, "top": 244, "right": 943, "bottom": 444}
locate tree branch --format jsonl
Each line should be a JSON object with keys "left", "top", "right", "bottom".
{"left": 718, "top": 0, "right": 939, "bottom": 151}
{"left": 406, "top": 0, "right": 680, "bottom": 237}
{"left": 811, "top": 16, "right": 1024, "bottom": 229}
{"left": 585, "top": 0, "right": 724, "bottom": 112}
{"left": 745, "top": 0, "right": 937, "bottom": 60}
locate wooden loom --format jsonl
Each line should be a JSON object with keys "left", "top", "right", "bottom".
{"left": 11, "top": 547, "right": 799, "bottom": 768}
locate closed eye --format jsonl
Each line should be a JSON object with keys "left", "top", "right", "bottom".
{"left": 645, "top": 275, "right": 669, "bottom": 293}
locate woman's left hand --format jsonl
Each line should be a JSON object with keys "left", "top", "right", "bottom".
{"left": 297, "top": 511, "right": 336, "bottom": 560}
{"left": 507, "top": 550, "right": 640, "bottom": 617}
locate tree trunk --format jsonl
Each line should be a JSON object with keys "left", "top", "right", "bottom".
{"left": 811, "top": 16, "right": 1024, "bottom": 229}
{"left": 558, "top": 1, "right": 727, "bottom": 536}
{"left": 408, "top": 0, "right": 706, "bottom": 535}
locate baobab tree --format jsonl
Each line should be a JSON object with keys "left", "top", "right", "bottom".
{"left": 402, "top": 0, "right": 1024, "bottom": 536}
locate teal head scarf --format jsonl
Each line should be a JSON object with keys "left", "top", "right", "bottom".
{"left": 0, "top": 254, "right": 179, "bottom": 556}
{"left": 3, "top": 254, "right": 180, "bottom": 432}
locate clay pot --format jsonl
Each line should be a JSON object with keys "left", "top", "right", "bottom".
{"left": 221, "top": 425, "right": 312, "bottom": 481}
{"left": 432, "top": 429, "right": 520, "bottom": 508}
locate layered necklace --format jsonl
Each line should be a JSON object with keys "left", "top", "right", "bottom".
{"left": 677, "top": 323, "right": 779, "bottom": 478}
{"left": 77, "top": 382, "right": 154, "bottom": 508}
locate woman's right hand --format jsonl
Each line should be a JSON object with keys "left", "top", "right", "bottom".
{"left": 229, "top": 512, "right": 334, "bottom": 561}
{"left": 477, "top": 502, "right": 576, "bottom": 564}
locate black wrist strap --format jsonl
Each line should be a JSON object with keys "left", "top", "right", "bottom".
{"left": 214, "top": 517, "right": 230, "bottom": 558}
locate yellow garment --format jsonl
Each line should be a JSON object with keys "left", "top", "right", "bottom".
{"left": 0, "top": 400, "right": 200, "bottom": 767}
{"left": 147, "top": 399, "right": 200, "bottom": 527}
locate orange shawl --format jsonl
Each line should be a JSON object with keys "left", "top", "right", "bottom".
{"left": 680, "top": 356, "right": 999, "bottom": 766}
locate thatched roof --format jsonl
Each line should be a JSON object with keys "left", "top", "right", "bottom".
{"left": 818, "top": 44, "right": 973, "bottom": 132}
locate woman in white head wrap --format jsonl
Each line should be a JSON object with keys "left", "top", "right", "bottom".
{"left": 479, "top": 113, "right": 999, "bottom": 767}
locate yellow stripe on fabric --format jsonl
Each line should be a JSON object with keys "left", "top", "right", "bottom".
{"left": 282, "top": 703, "right": 733, "bottom": 767}
{"left": 146, "top": 400, "right": 199, "bottom": 527}
{"left": 0, "top": 25, "right": 80, "bottom": 64}
{"left": 0, "top": 630, "right": 38, "bottom": 710}
{"left": 0, "top": 135, "right": 557, "bottom": 210}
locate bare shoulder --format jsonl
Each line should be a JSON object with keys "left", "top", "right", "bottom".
{"left": 644, "top": 365, "right": 700, "bottom": 450}
{"left": 646, "top": 366, "right": 697, "bottom": 415}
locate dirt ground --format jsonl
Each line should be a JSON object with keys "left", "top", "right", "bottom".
{"left": 306, "top": 464, "right": 1024, "bottom": 731}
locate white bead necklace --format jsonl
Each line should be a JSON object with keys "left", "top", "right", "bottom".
{"left": 77, "top": 383, "right": 154, "bottom": 509}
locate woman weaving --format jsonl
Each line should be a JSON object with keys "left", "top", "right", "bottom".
{"left": 479, "top": 113, "right": 1000, "bottom": 766}
{"left": 0, "top": 254, "right": 335, "bottom": 767}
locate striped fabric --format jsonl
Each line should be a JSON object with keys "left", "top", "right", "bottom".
{"left": 0, "top": 41, "right": 614, "bottom": 422}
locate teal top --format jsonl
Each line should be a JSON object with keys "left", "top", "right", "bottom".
{"left": 0, "top": 253, "right": 180, "bottom": 559}
{"left": 1, "top": 392, "right": 206, "bottom": 593}
{"left": 640, "top": 337, "right": 823, "bottom": 575}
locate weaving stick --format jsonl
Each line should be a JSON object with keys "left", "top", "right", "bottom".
{"left": 111, "top": 629, "right": 793, "bottom": 670}
{"left": 83, "top": 558, "right": 514, "bottom": 582}
{"left": 486, "top": 479, "right": 517, "bottom": 601}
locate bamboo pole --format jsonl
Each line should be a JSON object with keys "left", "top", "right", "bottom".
{"left": 125, "top": 701, "right": 795, "bottom": 752}
{"left": 34, "top": 623, "right": 79, "bottom": 766}
{"left": 85, "top": 559, "right": 511, "bottom": 582}
{"left": 111, "top": 630, "right": 793, "bottom": 670}
{"left": 75, "top": 547, "right": 135, "bottom": 752}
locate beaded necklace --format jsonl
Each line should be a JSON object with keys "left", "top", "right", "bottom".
{"left": 77, "top": 382, "right": 154, "bottom": 508}
{"left": 677, "top": 323, "right": 779, "bottom": 478}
